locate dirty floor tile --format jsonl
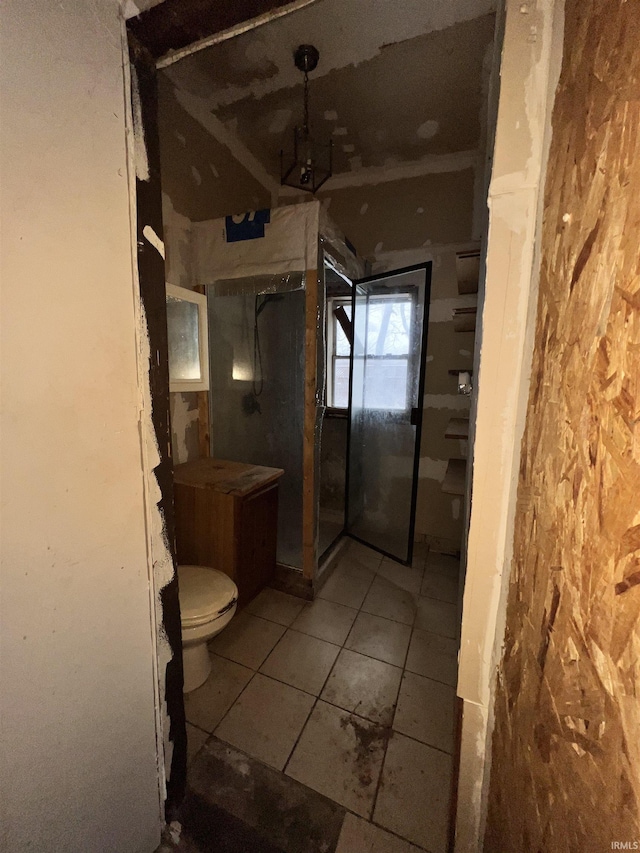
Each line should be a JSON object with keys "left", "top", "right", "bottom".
{"left": 393, "top": 671, "right": 456, "bottom": 753}
{"left": 188, "top": 736, "right": 346, "bottom": 853}
{"left": 414, "top": 596, "right": 458, "bottom": 639}
{"left": 335, "top": 813, "right": 423, "bottom": 853}
{"left": 343, "top": 540, "right": 385, "bottom": 570}
{"left": 186, "top": 723, "right": 208, "bottom": 766}
{"left": 208, "top": 611, "right": 286, "bottom": 670}
{"left": 184, "top": 653, "right": 253, "bottom": 732}
{"left": 215, "top": 673, "right": 314, "bottom": 771}
{"left": 345, "top": 611, "right": 412, "bottom": 667}
{"left": 260, "top": 629, "right": 340, "bottom": 696}
{"left": 405, "top": 629, "right": 458, "bottom": 687}
{"left": 331, "top": 560, "right": 377, "bottom": 588}
{"left": 362, "top": 575, "right": 417, "bottom": 625}
{"left": 420, "top": 571, "right": 459, "bottom": 604}
{"left": 321, "top": 648, "right": 402, "bottom": 726}
{"left": 318, "top": 569, "right": 373, "bottom": 609}
{"left": 410, "top": 541, "right": 429, "bottom": 570}
{"left": 286, "top": 701, "right": 388, "bottom": 818}
{"left": 245, "top": 587, "right": 305, "bottom": 627}
{"left": 374, "top": 732, "right": 453, "bottom": 853}
{"left": 376, "top": 560, "right": 424, "bottom": 596}
{"left": 425, "top": 552, "right": 460, "bottom": 578}
{"left": 291, "top": 598, "right": 359, "bottom": 645}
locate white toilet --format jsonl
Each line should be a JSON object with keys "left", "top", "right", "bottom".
{"left": 178, "top": 564, "right": 238, "bottom": 693}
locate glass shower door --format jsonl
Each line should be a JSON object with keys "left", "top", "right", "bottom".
{"left": 346, "top": 264, "right": 431, "bottom": 565}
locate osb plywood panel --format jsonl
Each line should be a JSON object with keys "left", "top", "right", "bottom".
{"left": 485, "top": 2, "right": 640, "bottom": 851}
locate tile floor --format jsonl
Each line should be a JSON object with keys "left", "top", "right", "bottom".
{"left": 185, "top": 541, "right": 461, "bottom": 853}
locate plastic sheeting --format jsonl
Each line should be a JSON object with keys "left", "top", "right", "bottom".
{"left": 208, "top": 283, "right": 305, "bottom": 569}
{"left": 192, "top": 200, "right": 364, "bottom": 285}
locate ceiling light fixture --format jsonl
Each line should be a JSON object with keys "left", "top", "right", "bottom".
{"left": 280, "top": 44, "right": 332, "bottom": 193}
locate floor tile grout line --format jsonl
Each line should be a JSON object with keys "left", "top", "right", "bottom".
{"left": 390, "top": 727, "right": 457, "bottom": 759}
{"left": 281, "top": 695, "right": 318, "bottom": 776}
{"left": 403, "top": 666, "right": 459, "bottom": 689}
{"left": 185, "top": 720, "right": 211, "bottom": 736}
{"left": 192, "top": 544, "right": 458, "bottom": 850}
{"left": 210, "top": 632, "right": 411, "bottom": 676}
{"left": 209, "top": 667, "right": 259, "bottom": 738}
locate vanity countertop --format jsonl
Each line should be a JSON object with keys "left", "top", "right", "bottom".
{"left": 173, "top": 458, "right": 284, "bottom": 498}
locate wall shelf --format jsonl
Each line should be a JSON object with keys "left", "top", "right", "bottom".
{"left": 442, "top": 459, "right": 467, "bottom": 495}
{"left": 456, "top": 250, "right": 480, "bottom": 295}
{"left": 445, "top": 417, "right": 470, "bottom": 440}
{"left": 453, "top": 306, "right": 477, "bottom": 332}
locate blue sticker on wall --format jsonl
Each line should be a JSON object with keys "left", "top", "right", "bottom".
{"left": 225, "top": 209, "right": 271, "bottom": 243}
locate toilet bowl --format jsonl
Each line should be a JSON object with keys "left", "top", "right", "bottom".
{"left": 178, "top": 564, "right": 238, "bottom": 693}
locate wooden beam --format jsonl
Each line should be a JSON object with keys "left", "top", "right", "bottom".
{"left": 127, "top": 0, "right": 301, "bottom": 61}
{"left": 302, "top": 269, "right": 318, "bottom": 581}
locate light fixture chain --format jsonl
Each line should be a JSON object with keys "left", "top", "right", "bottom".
{"left": 303, "top": 69, "right": 310, "bottom": 135}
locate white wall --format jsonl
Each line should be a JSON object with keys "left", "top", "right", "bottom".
{"left": 454, "top": 0, "right": 565, "bottom": 850}
{"left": 0, "top": 2, "right": 163, "bottom": 851}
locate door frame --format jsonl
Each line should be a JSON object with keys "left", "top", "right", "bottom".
{"left": 344, "top": 262, "right": 432, "bottom": 567}
{"left": 123, "top": 0, "right": 324, "bottom": 821}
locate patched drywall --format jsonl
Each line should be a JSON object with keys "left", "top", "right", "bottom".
{"left": 161, "top": 2, "right": 496, "bottom": 207}
{"left": 0, "top": 1, "right": 162, "bottom": 850}
{"left": 317, "top": 170, "right": 476, "bottom": 258}
{"left": 157, "top": 79, "right": 273, "bottom": 465}
{"left": 158, "top": 75, "right": 270, "bottom": 222}
{"left": 210, "top": 16, "right": 497, "bottom": 178}
{"left": 160, "top": 193, "right": 202, "bottom": 465}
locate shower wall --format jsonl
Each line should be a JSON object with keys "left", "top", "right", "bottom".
{"left": 208, "top": 286, "right": 306, "bottom": 569}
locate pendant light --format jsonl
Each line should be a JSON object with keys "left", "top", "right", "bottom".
{"left": 280, "top": 44, "right": 332, "bottom": 193}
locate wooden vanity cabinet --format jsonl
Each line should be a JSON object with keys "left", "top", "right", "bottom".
{"left": 173, "top": 458, "right": 284, "bottom": 607}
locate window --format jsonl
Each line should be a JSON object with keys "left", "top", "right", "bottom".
{"left": 326, "top": 293, "right": 413, "bottom": 411}
{"left": 166, "top": 284, "right": 210, "bottom": 392}
{"left": 326, "top": 297, "right": 352, "bottom": 409}
{"left": 359, "top": 295, "right": 412, "bottom": 411}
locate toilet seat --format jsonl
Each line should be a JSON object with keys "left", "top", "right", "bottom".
{"left": 178, "top": 565, "right": 238, "bottom": 628}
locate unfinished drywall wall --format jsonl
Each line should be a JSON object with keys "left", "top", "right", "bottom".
{"left": 158, "top": 74, "right": 272, "bottom": 465}
{"left": 158, "top": 74, "right": 271, "bottom": 222}
{"left": 318, "top": 170, "right": 478, "bottom": 552}
{"left": 0, "top": 1, "right": 162, "bottom": 850}
{"left": 485, "top": 0, "right": 640, "bottom": 848}
{"left": 161, "top": 194, "right": 201, "bottom": 464}
{"left": 376, "top": 245, "right": 475, "bottom": 551}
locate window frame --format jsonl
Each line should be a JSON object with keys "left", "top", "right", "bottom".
{"left": 165, "top": 283, "right": 210, "bottom": 393}
{"left": 326, "top": 295, "right": 352, "bottom": 412}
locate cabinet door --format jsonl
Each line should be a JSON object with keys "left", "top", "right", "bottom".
{"left": 238, "top": 485, "right": 279, "bottom": 605}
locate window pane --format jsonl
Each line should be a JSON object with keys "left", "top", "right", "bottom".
{"left": 167, "top": 297, "right": 201, "bottom": 381}
{"left": 333, "top": 357, "right": 350, "bottom": 408}
{"left": 335, "top": 303, "right": 352, "bottom": 356}
{"left": 365, "top": 300, "right": 411, "bottom": 356}
{"left": 363, "top": 359, "right": 408, "bottom": 410}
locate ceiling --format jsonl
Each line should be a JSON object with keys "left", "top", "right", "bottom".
{"left": 162, "top": 0, "right": 497, "bottom": 188}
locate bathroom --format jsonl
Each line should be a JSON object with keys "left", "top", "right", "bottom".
{"left": 156, "top": 1, "right": 491, "bottom": 849}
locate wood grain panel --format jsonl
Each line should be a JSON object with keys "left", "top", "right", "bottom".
{"left": 485, "top": 2, "right": 640, "bottom": 849}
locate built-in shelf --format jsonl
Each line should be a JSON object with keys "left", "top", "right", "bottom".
{"left": 445, "top": 417, "right": 470, "bottom": 440}
{"left": 456, "top": 250, "right": 480, "bottom": 295}
{"left": 453, "top": 306, "right": 477, "bottom": 332}
{"left": 442, "top": 459, "right": 467, "bottom": 495}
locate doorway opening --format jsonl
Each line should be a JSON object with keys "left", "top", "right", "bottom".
{"left": 127, "top": 1, "right": 501, "bottom": 849}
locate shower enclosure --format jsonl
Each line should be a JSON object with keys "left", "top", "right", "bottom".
{"left": 190, "top": 200, "right": 431, "bottom": 583}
